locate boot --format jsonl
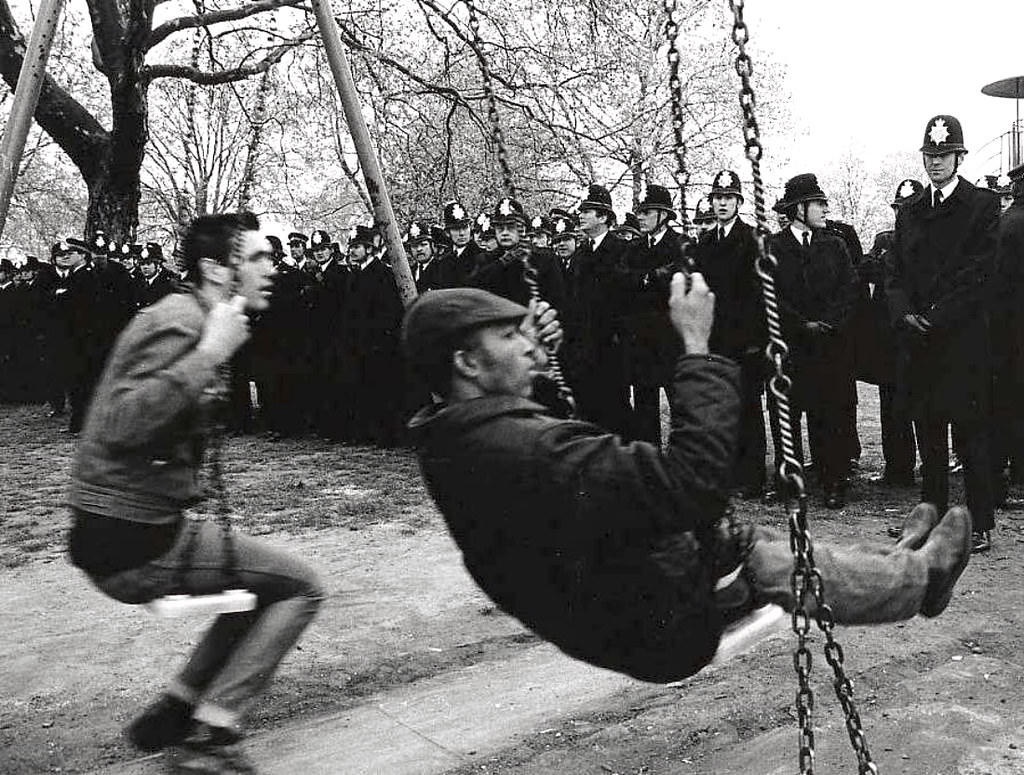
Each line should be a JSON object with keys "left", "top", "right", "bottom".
{"left": 919, "top": 506, "right": 972, "bottom": 617}
{"left": 894, "top": 502, "right": 940, "bottom": 551}
{"left": 167, "top": 723, "right": 254, "bottom": 775}
{"left": 126, "top": 693, "right": 194, "bottom": 752}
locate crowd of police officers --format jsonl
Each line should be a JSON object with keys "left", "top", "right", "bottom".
{"left": 1, "top": 113, "right": 1022, "bottom": 552}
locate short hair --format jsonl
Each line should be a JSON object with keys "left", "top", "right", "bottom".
{"left": 181, "top": 212, "right": 260, "bottom": 284}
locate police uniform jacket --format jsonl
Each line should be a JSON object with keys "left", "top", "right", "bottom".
{"left": 135, "top": 269, "right": 178, "bottom": 309}
{"left": 769, "top": 227, "right": 858, "bottom": 409}
{"left": 468, "top": 244, "right": 567, "bottom": 311}
{"left": 994, "top": 199, "right": 1024, "bottom": 389}
{"left": 622, "top": 228, "right": 686, "bottom": 387}
{"left": 693, "top": 219, "right": 766, "bottom": 360}
{"left": 411, "top": 257, "right": 448, "bottom": 293}
{"left": 409, "top": 352, "right": 740, "bottom": 682}
{"left": 885, "top": 178, "right": 1000, "bottom": 422}
{"left": 856, "top": 230, "right": 900, "bottom": 384}
{"left": 439, "top": 241, "right": 482, "bottom": 288}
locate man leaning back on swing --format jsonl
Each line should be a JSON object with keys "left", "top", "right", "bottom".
{"left": 405, "top": 274, "right": 972, "bottom": 683}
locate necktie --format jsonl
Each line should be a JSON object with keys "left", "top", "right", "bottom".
{"left": 802, "top": 231, "right": 810, "bottom": 247}
{"left": 648, "top": 236, "right": 655, "bottom": 249}
{"left": 718, "top": 227, "right": 725, "bottom": 243}
{"left": 934, "top": 189, "right": 944, "bottom": 208}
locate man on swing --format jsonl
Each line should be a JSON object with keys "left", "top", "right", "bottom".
{"left": 404, "top": 275, "right": 972, "bottom": 682}
{"left": 69, "top": 213, "right": 324, "bottom": 773}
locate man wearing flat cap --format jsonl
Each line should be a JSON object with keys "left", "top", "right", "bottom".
{"left": 886, "top": 114, "right": 999, "bottom": 552}
{"left": 402, "top": 283, "right": 972, "bottom": 684}
{"left": 770, "top": 173, "right": 859, "bottom": 509}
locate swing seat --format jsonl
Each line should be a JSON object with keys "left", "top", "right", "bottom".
{"left": 146, "top": 589, "right": 257, "bottom": 618}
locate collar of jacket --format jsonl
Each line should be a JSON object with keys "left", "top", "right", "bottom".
{"left": 407, "top": 394, "right": 547, "bottom": 437}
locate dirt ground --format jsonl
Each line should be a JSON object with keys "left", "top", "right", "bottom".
{"left": 2, "top": 387, "right": 1024, "bottom": 775}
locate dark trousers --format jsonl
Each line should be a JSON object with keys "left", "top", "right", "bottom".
{"left": 768, "top": 393, "right": 850, "bottom": 490}
{"left": 879, "top": 383, "right": 916, "bottom": 478}
{"left": 733, "top": 360, "right": 767, "bottom": 493}
{"left": 915, "top": 417, "right": 994, "bottom": 533}
{"left": 840, "top": 399, "right": 861, "bottom": 462}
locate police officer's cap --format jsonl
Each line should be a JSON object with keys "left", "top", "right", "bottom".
{"left": 348, "top": 225, "right": 375, "bottom": 248}
{"left": 920, "top": 115, "right": 967, "bottom": 156}
{"left": 266, "top": 235, "right": 283, "bottom": 255}
{"left": 443, "top": 201, "right": 472, "bottom": 228}
{"left": 404, "top": 220, "right": 433, "bottom": 245}
{"left": 892, "top": 179, "right": 924, "bottom": 205}
{"left": 579, "top": 184, "right": 615, "bottom": 215}
{"left": 490, "top": 197, "right": 528, "bottom": 226}
{"left": 88, "top": 232, "right": 107, "bottom": 254}
{"left": 637, "top": 184, "right": 677, "bottom": 221}
{"left": 0, "top": 258, "right": 14, "bottom": 273}
{"left": 531, "top": 215, "right": 554, "bottom": 236}
{"left": 778, "top": 173, "right": 828, "bottom": 209}
{"left": 693, "top": 196, "right": 715, "bottom": 224}
{"left": 709, "top": 169, "right": 743, "bottom": 202}
{"left": 288, "top": 231, "right": 308, "bottom": 246}
{"left": 310, "top": 229, "right": 332, "bottom": 249}
{"left": 551, "top": 214, "right": 578, "bottom": 242}
{"left": 615, "top": 212, "right": 642, "bottom": 236}
{"left": 474, "top": 212, "right": 495, "bottom": 237}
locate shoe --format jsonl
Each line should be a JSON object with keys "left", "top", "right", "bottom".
{"left": 971, "top": 530, "right": 991, "bottom": 554}
{"left": 168, "top": 724, "right": 253, "bottom": 775}
{"left": 126, "top": 694, "right": 195, "bottom": 752}
{"left": 709, "top": 511, "right": 757, "bottom": 625}
{"left": 870, "top": 470, "right": 915, "bottom": 487}
{"left": 894, "top": 503, "right": 939, "bottom": 551}
{"left": 919, "top": 507, "right": 972, "bottom": 617}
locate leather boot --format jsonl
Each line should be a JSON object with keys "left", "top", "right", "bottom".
{"left": 919, "top": 506, "right": 972, "bottom": 617}
{"left": 894, "top": 502, "right": 940, "bottom": 551}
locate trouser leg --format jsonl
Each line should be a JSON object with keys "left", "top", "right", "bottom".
{"left": 734, "top": 361, "right": 767, "bottom": 493}
{"left": 958, "top": 420, "right": 995, "bottom": 533}
{"left": 916, "top": 417, "right": 949, "bottom": 513}
{"left": 879, "top": 383, "right": 916, "bottom": 477}
{"left": 746, "top": 525, "right": 929, "bottom": 624}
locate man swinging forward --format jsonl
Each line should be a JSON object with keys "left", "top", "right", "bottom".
{"left": 403, "top": 274, "right": 972, "bottom": 682}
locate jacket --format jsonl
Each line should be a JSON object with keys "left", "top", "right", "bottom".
{"left": 69, "top": 292, "right": 222, "bottom": 522}
{"left": 885, "top": 177, "right": 1000, "bottom": 421}
{"left": 409, "top": 353, "right": 741, "bottom": 682}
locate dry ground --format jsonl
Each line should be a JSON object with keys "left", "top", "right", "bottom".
{"left": 2, "top": 386, "right": 1023, "bottom": 774}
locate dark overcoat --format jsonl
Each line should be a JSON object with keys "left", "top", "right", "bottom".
{"left": 469, "top": 244, "right": 567, "bottom": 312}
{"left": 994, "top": 199, "right": 1024, "bottom": 389}
{"left": 885, "top": 177, "right": 1000, "bottom": 422}
{"left": 769, "top": 228, "right": 858, "bottom": 409}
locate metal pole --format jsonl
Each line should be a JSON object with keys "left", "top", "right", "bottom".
{"left": 0, "top": 0, "right": 66, "bottom": 242}
{"left": 310, "top": 0, "right": 416, "bottom": 307}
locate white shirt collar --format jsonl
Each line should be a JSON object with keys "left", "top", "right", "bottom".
{"left": 790, "top": 223, "right": 813, "bottom": 244}
{"left": 648, "top": 228, "right": 667, "bottom": 246}
{"left": 932, "top": 176, "right": 959, "bottom": 203}
{"left": 591, "top": 230, "right": 608, "bottom": 251}
{"left": 717, "top": 217, "right": 738, "bottom": 238}
{"left": 360, "top": 255, "right": 376, "bottom": 271}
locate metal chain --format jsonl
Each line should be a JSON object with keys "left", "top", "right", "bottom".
{"left": 663, "top": 0, "right": 690, "bottom": 231}
{"left": 463, "top": 0, "right": 576, "bottom": 417}
{"left": 464, "top": 0, "right": 515, "bottom": 198}
{"left": 727, "top": 2, "right": 877, "bottom": 773}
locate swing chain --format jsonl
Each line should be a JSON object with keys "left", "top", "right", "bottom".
{"left": 465, "top": 0, "right": 516, "bottom": 198}
{"left": 728, "top": 1, "right": 876, "bottom": 773}
{"left": 662, "top": 0, "right": 689, "bottom": 229}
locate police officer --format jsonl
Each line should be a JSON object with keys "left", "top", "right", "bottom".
{"left": 692, "top": 196, "right": 716, "bottom": 238}
{"left": 0, "top": 258, "right": 16, "bottom": 400}
{"left": 622, "top": 183, "right": 686, "bottom": 444}
{"left": 473, "top": 212, "right": 497, "bottom": 253}
{"left": 530, "top": 216, "right": 554, "bottom": 250}
{"left": 694, "top": 170, "right": 767, "bottom": 498}
{"left": 769, "top": 174, "right": 859, "bottom": 508}
{"left": 885, "top": 115, "right": 1000, "bottom": 553}
{"left": 405, "top": 220, "right": 446, "bottom": 292}
{"left": 439, "top": 201, "right": 480, "bottom": 287}
{"left": 614, "top": 212, "right": 642, "bottom": 242}
{"left": 551, "top": 213, "right": 579, "bottom": 275}
{"left": 134, "top": 243, "right": 177, "bottom": 309}
{"left": 863, "top": 179, "right": 923, "bottom": 489}
{"left": 469, "top": 197, "right": 565, "bottom": 310}
{"left": 52, "top": 237, "right": 99, "bottom": 433}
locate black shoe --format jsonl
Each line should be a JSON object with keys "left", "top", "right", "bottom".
{"left": 126, "top": 694, "right": 195, "bottom": 752}
{"left": 971, "top": 530, "right": 991, "bottom": 554}
{"left": 168, "top": 724, "right": 252, "bottom": 775}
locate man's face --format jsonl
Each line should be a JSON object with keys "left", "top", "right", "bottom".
{"left": 234, "top": 231, "right": 277, "bottom": 312}
{"left": 802, "top": 200, "right": 829, "bottom": 229}
{"left": 289, "top": 243, "right": 305, "bottom": 261}
{"left": 710, "top": 194, "right": 740, "bottom": 223}
{"left": 577, "top": 207, "right": 605, "bottom": 236}
{"left": 552, "top": 237, "right": 576, "bottom": 259}
{"left": 532, "top": 232, "right": 550, "bottom": 249}
{"left": 92, "top": 251, "right": 108, "bottom": 269}
{"left": 922, "top": 151, "right": 961, "bottom": 187}
{"left": 448, "top": 224, "right": 472, "bottom": 248}
{"left": 313, "top": 246, "right": 330, "bottom": 265}
{"left": 348, "top": 243, "right": 368, "bottom": 263}
{"left": 410, "top": 240, "right": 433, "bottom": 264}
{"left": 57, "top": 250, "right": 85, "bottom": 271}
{"left": 776, "top": 212, "right": 791, "bottom": 230}
{"left": 495, "top": 222, "right": 522, "bottom": 249}
{"left": 477, "top": 234, "right": 497, "bottom": 252}
{"left": 140, "top": 260, "right": 158, "bottom": 279}
{"left": 459, "top": 320, "right": 544, "bottom": 398}
{"left": 636, "top": 208, "right": 663, "bottom": 234}
{"left": 1001, "top": 193, "right": 1013, "bottom": 212}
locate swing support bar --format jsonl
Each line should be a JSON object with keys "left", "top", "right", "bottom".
{"left": 0, "top": 0, "right": 66, "bottom": 243}
{"left": 310, "top": 0, "right": 418, "bottom": 308}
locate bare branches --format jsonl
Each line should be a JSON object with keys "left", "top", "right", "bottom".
{"left": 144, "top": 29, "right": 316, "bottom": 84}
{"left": 146, "top": 0, "right": 306, "bottom": 50}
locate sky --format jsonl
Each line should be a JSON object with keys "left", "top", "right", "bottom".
{"left": 744, "top": 0, "right": 1024, "bottom": 180}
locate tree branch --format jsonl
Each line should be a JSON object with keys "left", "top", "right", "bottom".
{"left": 146, "top": 0, "right": 305, "bottom": 50}
{"left": 143, "top": 30, "right": 315, "bottom": 84}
